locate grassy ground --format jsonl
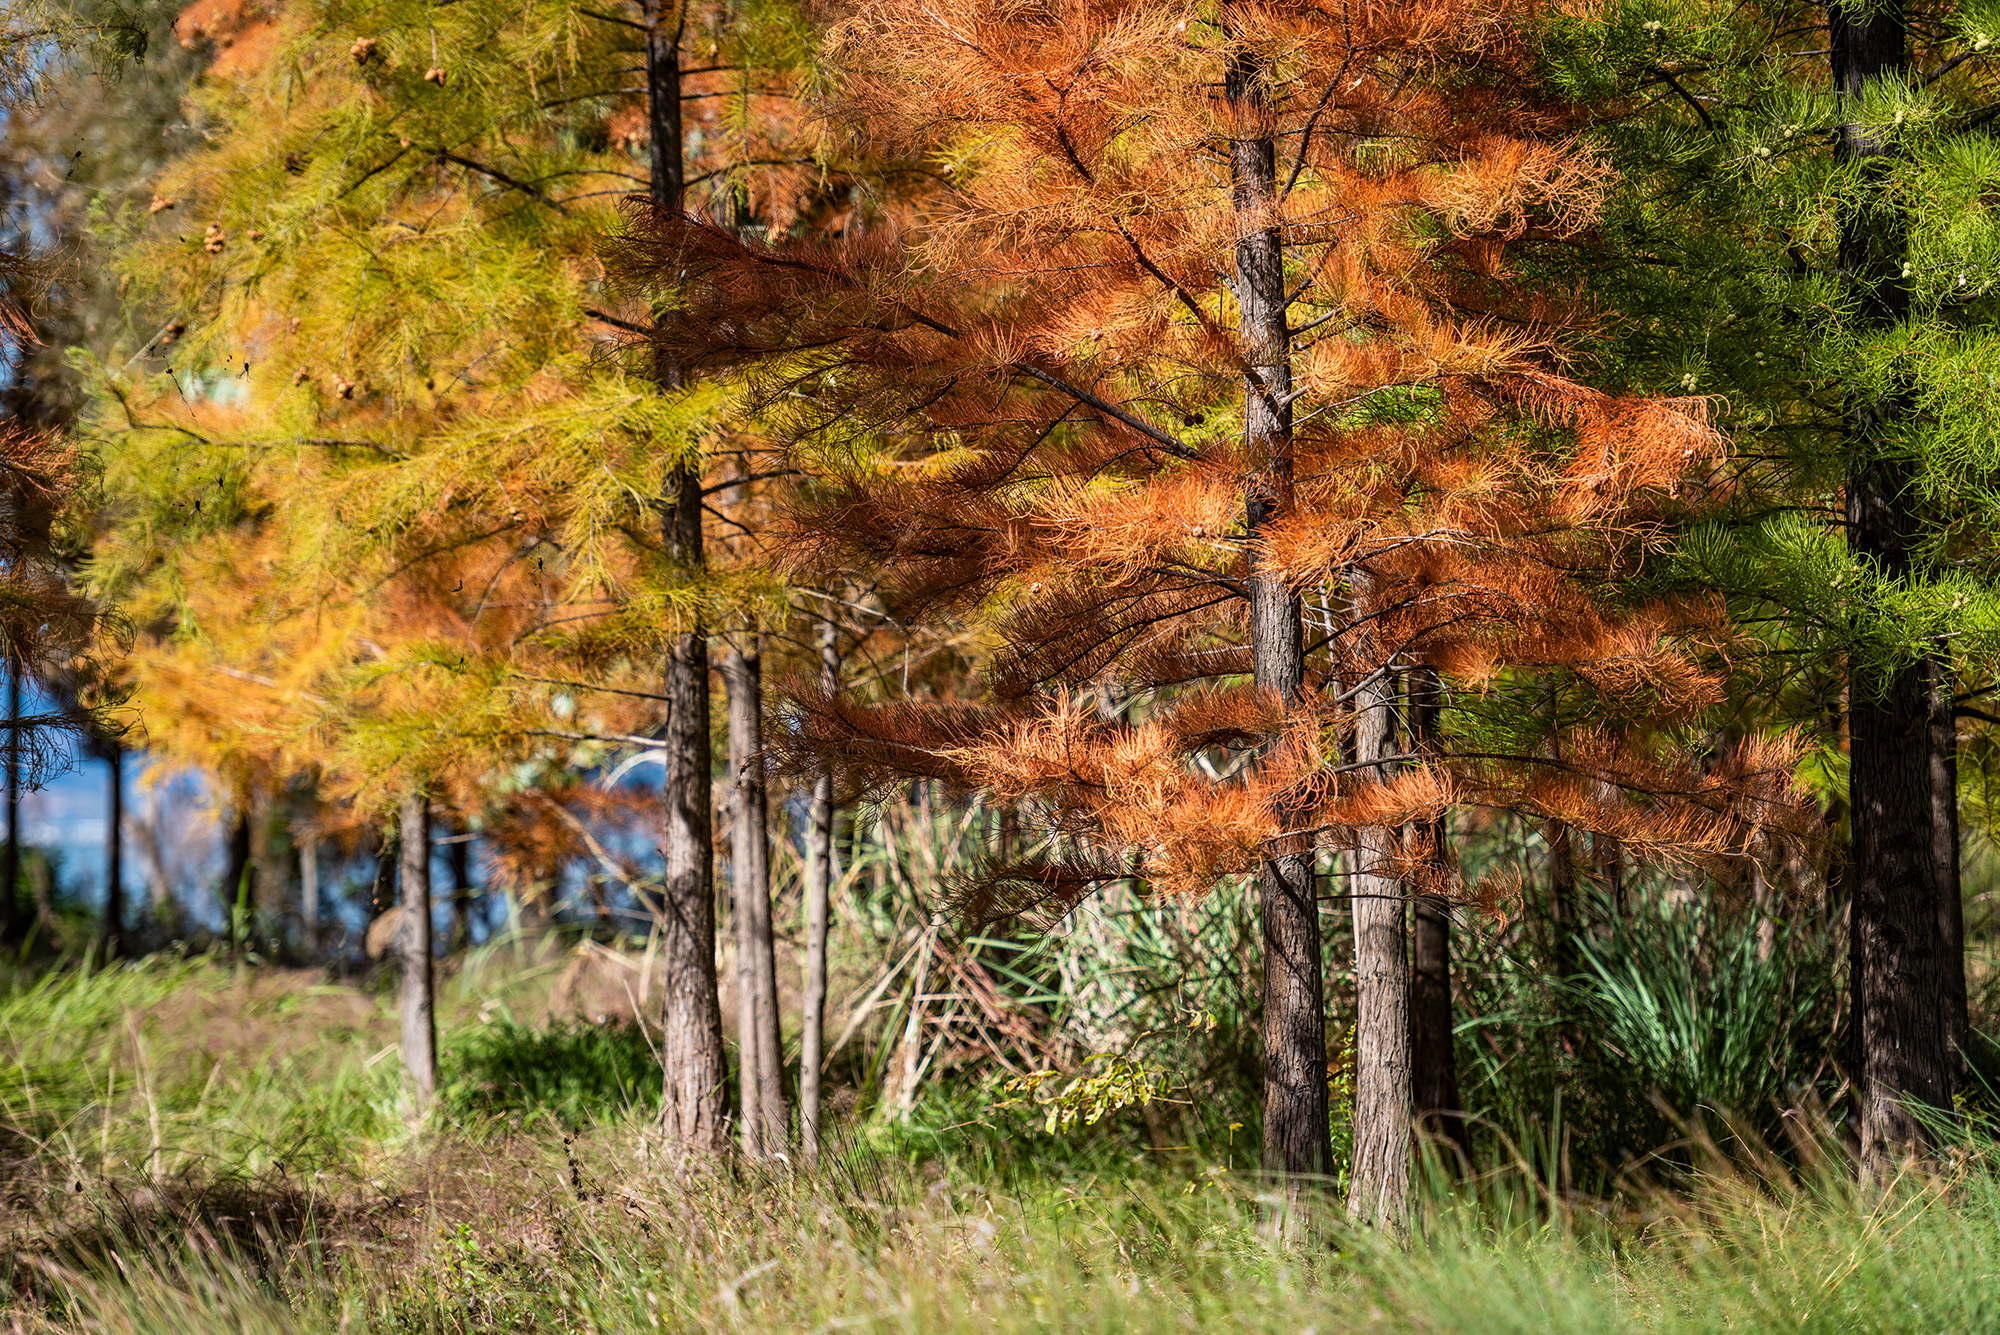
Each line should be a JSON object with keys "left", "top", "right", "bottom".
{"left": 3, "top": 950, "right": 1996, "bottom": 1333}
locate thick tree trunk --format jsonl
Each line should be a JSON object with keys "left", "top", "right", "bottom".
{"left": 1229, "top": 42, "right": 1331, "bottom": 1224}
{"left": 1832, "top": 0, "right": 1955, "bottom": 1179}
{"left": 1930, "top": 656, "right": 1966, "bottom": 1082}
{"left": 398, "top": 793, "right": 437, "bottom": 1112}
{"left": 645, "top": 0, "right": 727, "bottom": 1166}
{"left": 103, "top": 742, "right": 123, "bottom": 959}
{"left": 800, "top": 610, "right": 839, "bottom": 1166}
{"left": 1407, "top": 668, "right": 1463, "bottom": 1159}
{"left": 1348, "top": 650, "right": 1410, "bottom": 1226}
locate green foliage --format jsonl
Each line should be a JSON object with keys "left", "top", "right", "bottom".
{"left": 1457, "top": 889, "right": 1841, "bottom": 1180}
{"left": 1002, "top": 1053, "right": 1175, "bottom": 1137}
{"left": 441, "top": 1014, "right": 661, "bottom": 1126}
{"left": 1556, "top": 903, "right": 1839, "bottom": 1125}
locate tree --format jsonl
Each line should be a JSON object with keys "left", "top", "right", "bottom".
{"left": 622, "top": 0, "right": 1805, "bottom": 1223}
{"left": 1540, "top": 0, "right": 2000, "bottom": 1177}
{"left": 81, "top": 0, "right": 849, "bottom": 1159}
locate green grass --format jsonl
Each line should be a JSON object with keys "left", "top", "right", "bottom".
{"left": 4, "top": 951, "right": 1998, "bottom": 1334}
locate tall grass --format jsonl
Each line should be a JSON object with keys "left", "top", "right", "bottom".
{"left": 26, "top": 1117, "right": 2000, "bottom": 1334}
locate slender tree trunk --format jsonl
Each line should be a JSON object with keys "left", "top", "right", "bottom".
{"left": 398, "top": 793, "right": 437, "bottom": 1112}
{"left": 222, "top": 810, "right": 251, "bottom": 951}
{"left": 646, "top": 0, "right": 727, "bottom": 1163}
{"left": 1930, "top": 656, "right": 1966, "bottom": 1082}
{"left": 800, "top": 610, "right": 839, "bottom": 1166}
{"left": 3, "top": 659, "right": 19, "bottom": 941}
{"left": 300, "top": 831, "right": 320, "bottom": 957}
{"left": 103, "top": 742, "right": 123, "bottom": 959}
{"left": 730, "top": 682, "right": 761, "bottom": 1157}
{"left": 1229, "top": 39, "right": 1331, "bottom": 1225}
{"left": 1832, "top": 0, "right": 1955, "bottom": 1178}
{"left": 728, "top": 633, "right": 788, "bottom": 1155}
{"left": 1349, "top": 648, "right": 1410, "bottom": 1226}
{"left": 448, "top": 828, "right": 474, "bottom": 953}
{"left": 1407, "top": 667, "right": 1463, "bottom": 1160}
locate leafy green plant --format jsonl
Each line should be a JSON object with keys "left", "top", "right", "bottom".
{"left": 1002, "top": 1054, "right": 1178, "bottom": 1136}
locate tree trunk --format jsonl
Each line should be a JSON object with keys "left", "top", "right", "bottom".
{"left": 103, "top": 741, "right": 123, "bottom": 959}
{"left": 1833, "top": 0, "right": 1955, "bottom": 1179}
{"left": 1930, "top": 656, "right": 1966, "bottom": 1082}
{"left": 1349, "top": 650, "right": 1410, "bottom": 1226}
{"left": 448, "top": 827, "right": 475, "bottom": 953}
{"left": 300, "top": 831, "right": 320, "bottom": 956}
{"left": 222, "top": 810, "right": 252, "bottom": 951}
{"left": 1407, "top": 667, "right": 1463, "bottom": 1160}
{"left": 728, "top": 634, "right": 788, "bottom": 1156}
{"left": 800, "top": 610, "right": 839, "bottom": 1166}
{"left": 3, "top": 659, "right": 19, "bottom": 941}
{"left": 1229, "top": 39, "right": 1331, "bottom": 1224}
{"left": 730, "top": 650, "right": 761, "bottom": 1157}
{"left": 398, "top": 793, "right": 437, "bottom": 1112}
{"left": 646, "top": 0, "right": 727, "bottom": 1164}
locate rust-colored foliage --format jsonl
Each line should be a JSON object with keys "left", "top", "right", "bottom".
{"left": 615, "top": 0, "right": 1806, "bottom": 928}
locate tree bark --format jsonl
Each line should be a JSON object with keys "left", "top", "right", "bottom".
{"left": 103, "top": 741, "right": 123, "bottom": 959}
{"left": 728, "top": 634, "right": 788, "bottom": 1155}
{"left": 398, "top": 792, "right": 437, "bottom": 1113}
{"left": 1229, "top": 40, "right": 1331, "bottom": 1224}
{"left": 3, "top": 659, "right": 19, "bottom": 941}
{"left": 646, "top": 0, "right": 727, "bottom": 1164}
{"left": 1931, "top": 657, "right": 1966, "bottom": 1083}
{"left": 300, "top": 831, "right": 320, "bottom": 957}
{"left": 1407, "top": 667, "right": 1463, "bottom": 1160}
{"left": 1348, "top": 649, "right": 1410, "bottom": 1227}
{"left": 222, "top": 810, "right": 251, "bottom": 951}
{"left": 448, "top": 826, "right": 475, "bottom": 953}
{"left": 1832, "top": 0, "right": 1955, "bottom": 1179}
{"left": 800, "top": 609, "right": 839, "bottom": 1166}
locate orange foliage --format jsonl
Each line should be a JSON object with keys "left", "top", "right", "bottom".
{"left": 616, "top": 0, "right": 1808, "bottom": 926}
